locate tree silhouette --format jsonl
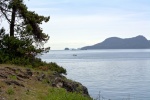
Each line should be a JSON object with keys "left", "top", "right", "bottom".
{"left": 0, "top": 0, "right": 50, "bottom": 44}
{"left": 0, "top": 0, "right": 50, "bottom": 65}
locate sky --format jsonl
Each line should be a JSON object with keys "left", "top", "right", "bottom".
{"left": 3, "top": 0, "right": 150, "bottom": 50}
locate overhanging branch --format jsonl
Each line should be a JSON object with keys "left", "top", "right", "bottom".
{"left": 0, "top": 6, "right": 11, "bottom": 24}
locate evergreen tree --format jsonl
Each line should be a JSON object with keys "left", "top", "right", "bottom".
{"left": 0, "top": 0, "right": 50, "bottom": 42}
{"left": 0, "top": 0, "right": 50, "bottom": 65}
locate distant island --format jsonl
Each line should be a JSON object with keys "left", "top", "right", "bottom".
{"left": 64, "top": 48, "right": 70, "bottom": 50}
{"left": 81, "top": 35, "right": 150, "bottom": 50}
{"left": 64, "top": 48, "right": 79, "bottom": 50}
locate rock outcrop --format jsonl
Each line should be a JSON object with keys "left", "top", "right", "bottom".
{"left": 0, "top": 65, "right": 90, "bottom": 99}
{"left": 36, "top": 70, "right": 89, "bottom": 96}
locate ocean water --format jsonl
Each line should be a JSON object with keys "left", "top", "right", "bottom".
{"left": 41, "top": 49, "right": 150, "bottom": 100}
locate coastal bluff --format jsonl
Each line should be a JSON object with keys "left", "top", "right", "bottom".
{"left": 0, "top": 64, "right": 91, "bottom": 100}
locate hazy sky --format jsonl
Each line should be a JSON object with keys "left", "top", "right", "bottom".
{"left": 11, "top": 0, "right": 150, "bottom": 49}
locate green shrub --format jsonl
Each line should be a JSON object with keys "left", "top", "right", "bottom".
{"left": 0, "top": 28, "right": 66, "bottom": 74}
{"left": 6, "top": 88, "right": 15, "bottom": 95}
{"left": 9, "top": 75, "right": 17, "bottom": 80}
{"left": 48, "top": 62, "right": 67, "bottom": 75}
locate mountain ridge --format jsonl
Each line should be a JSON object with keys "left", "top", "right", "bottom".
{"left": 81, "top": 35, "right": 150, "bottom": 50}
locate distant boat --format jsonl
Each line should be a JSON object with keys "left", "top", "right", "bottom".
{"left": 73, "top": 54, "right": 77, "bottom": 56}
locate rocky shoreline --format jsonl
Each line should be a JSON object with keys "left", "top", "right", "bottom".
{"left": 0, "top": 65, "right": 91, "bottom": 100}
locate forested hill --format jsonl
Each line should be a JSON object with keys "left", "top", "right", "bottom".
{"left": 81, "top": 35, "right": 150, "bottom": 50}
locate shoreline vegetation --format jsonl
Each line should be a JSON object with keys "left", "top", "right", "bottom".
{"left": 0, "top": 64, "right": 92, "bottom": 100}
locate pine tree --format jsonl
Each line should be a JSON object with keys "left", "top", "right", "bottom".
{"left": 0, "top": 0, "right": 50, "bottom": 43}
{"left": 0, "top": 0, "right": 50, "bottom": 65}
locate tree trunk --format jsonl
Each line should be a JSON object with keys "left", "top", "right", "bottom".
{"left": 10, "top": 6, "right": 16, "bottom": 37}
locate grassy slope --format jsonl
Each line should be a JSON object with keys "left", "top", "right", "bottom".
{"left": 0, "top": 64, "right": 92, "bottom": 100}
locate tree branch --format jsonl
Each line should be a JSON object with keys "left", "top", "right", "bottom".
{"left": 0, "top": 6, "right": 11, "bottom": 24}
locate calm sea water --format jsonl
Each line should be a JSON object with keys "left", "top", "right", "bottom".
{"left": 41, "top": 49, "right": 150, "bottom": 100}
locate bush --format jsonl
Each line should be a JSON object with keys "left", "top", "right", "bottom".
{"left": 6, "top": 88, "right": 15, "bottom": 95}
{"left": 38, "top": 62, "right": 67, "bottom": 75}
{"left": 0, "top": 28, "right": 66, "bottom": 75}
{"left": 48, "top": 62, "right": 67, "bottom": 75}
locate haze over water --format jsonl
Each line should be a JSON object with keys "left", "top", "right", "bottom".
{"left": 41, "top": 49, "right": 150, "bottom": 100}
